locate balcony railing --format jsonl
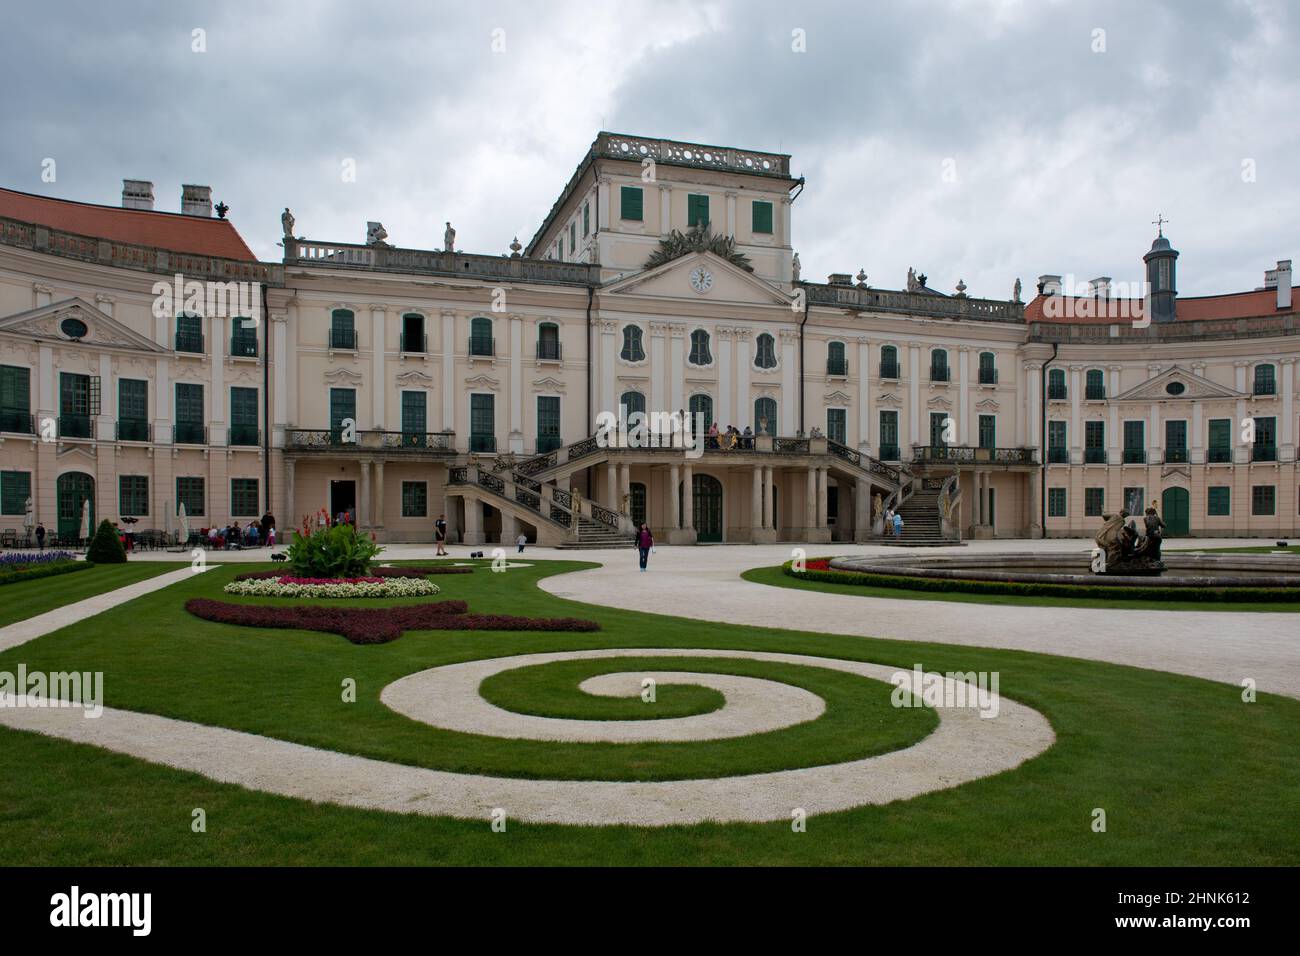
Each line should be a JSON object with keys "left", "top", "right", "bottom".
{"left": 1123, "top": 448, "right": 1146, "bottom": 464}
{"left": 1047, "top": 384, "right": 1068, "bottom": 400}
{"left": 116, "top": 419, "right": 150, "bottom": 442}
{"left": 536, "top": 340, "right": 562, "bottom": 361}
{"left": 59, "top": 414, "right": 92, "bottom": 439}
{"left": 228, "top": 425, "right": 260, "bottom": 447}
{"left": 826, "top": 357, "right": 849, "bottom": 376}
{"left": 978, "top": 368, "right": 998, "bottom": 385}
{"left": 536, "top": 435, "right": 563, "bottom": 453}
{"left": 1252, "top": 444, "right": 1278, "bottom": 462}
{"left": 1207, "top": 447, "right": 1232, "bottom": 463}
{"left": 1084, "top": 447, "right": 1107, "bottom": 464}
{"left": 174, "top": 422, "right": 207, "bottom": 444}
{"left": 1165, "top": 448, "right": 1188, "bottom": 463}
{"left": 879, "top": 361, "right": 900, "bottom": 380}
{"left": 285, "top": 430, "right": 456, "bottom": 453}
{"left": 1085, "top": 385, "right": 1106, "bottom": 401}
{"left": 401, "top": 331, "right": 427, "bottom": 353}
{"left": 1253, "top": 382, "right": 1276, "bottom": 396}
{"left": 878, "top": 443, "right": 900, "bottom": 461}
{"left": 929, "top": 366, "right": 950, "bottom": 383}
{"left": 329, "top": 328, "right": 357, "bottom": 350}
{"left": 469, "top": 336, "right": 495, "bottom": 358}
{"left": 912, "top": 445, "right": 1037, "bottom": 465}
{"left": 1047, "top": 446, "right": 1069, "bottom": 464}
{"left": 175, "top": 331, "right": 204, "bottom": 354}
{"left": 0, "top": 409, "right": 33, "bottom": 433}
{"left": 230, "top": 333, "right": 258, "bottom": 357}
{"left": 469, "top": 434, "right": 496, "bottom": 453}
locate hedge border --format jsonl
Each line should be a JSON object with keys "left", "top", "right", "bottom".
{"left": 781, "top": 561, "right": 1300, "bottom": 604}
{"left": 0, "top": 560, "right": 93, "bottom": 588}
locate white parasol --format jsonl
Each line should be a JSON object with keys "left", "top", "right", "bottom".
{"left": 79, "top": 499, "right": 90, "bottom": 540}
{"left": 179, "top": 502, "right": 190, "bottom": 544}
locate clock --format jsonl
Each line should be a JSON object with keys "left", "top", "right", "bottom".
{"left": 689, "top": 267, "right": 714, "bottom": 294}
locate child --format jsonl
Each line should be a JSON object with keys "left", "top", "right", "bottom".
{"left": 516, "top": 532, "right": 527, "bottom": 554}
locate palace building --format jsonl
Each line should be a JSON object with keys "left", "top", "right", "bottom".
{"left": 0, "top": 132, "right": 1296, "bottom": 546}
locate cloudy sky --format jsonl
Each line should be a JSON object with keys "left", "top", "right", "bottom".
{"left": 2, "top": 0, "right": 1296, "bottom": 298}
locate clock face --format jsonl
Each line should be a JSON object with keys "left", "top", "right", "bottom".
{"left": 689, "top": 267, "right": 714, "bottom": 294}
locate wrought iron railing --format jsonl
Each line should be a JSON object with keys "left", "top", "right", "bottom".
{"left": 772, "top": 437, "right": 809, "bottom": 454}
{"left": 589, "top": 503, "right": 621, "bottom": 529}
{"left": 401, "top": 331, "right": 427, "bottom": 353}
{"left": 1252, "top": 445, "right": 1278, "bottom": 462}
{"left": 230, "top": 333, "right": 258, "bottom": 357}
{"left": 469, "top": 434, "right": 496, "bottom": 453}
{"left": 1047, "top": 446, "right": 1069, "bottom": 464}
{"left": 174, "top": 422, "right": 207, "bottom": 444}
{"left": 1084, "top": 447, "right": 1107, "bottom": 464}
{"left": 1164, "top": 448, "right": 1188, "bottom": 463}
{"left": 329, "top": 328, "right": 357, "bottom": 350}
{"left": 117, "top": 419, "right": 150, "bottom": 442}
{"left": 536, "top": 340, "right": 562, "bottom": 361}
{"left": 978, "top": 368, "right": 998, "bottom": 385}
{"left": 912, "top": 445, "right": 1037, "bottom": 465}
{"left": 1207, "top": 447, "right": 1232, "bottom": 463}
{"left": 826, "top": 357, "right": 849, "bottom": 376}
{"left": 469, "top": 335, "right": 495, "bottom": 357}
{"left": 1048, "top": 384, "right": 1068, "bottom": 400}
{"left": 286, "top": 430, "right": 455, "bottom": 452}
{"left": 477, "top": 470, "right": 505, "bottom": 495}
{"left": 878, "top": 443, "right": 900, "bottom": 461}
{"left": 879, "top": 361, "right": 900, "bottom": 380}
{"left": 229, "top": 425, "right": 260, "bottom": 447}
{"left": 0, "top": 409, "right": 33, "bottom": 434}
{"left": 929, "top": 366, "right": 950, "bottom": 383}
{"left": 59, "top": 414, "right": 92, "bottom": 439}
{"left": 1123, "top": 448, "right": 1146, "bottom": 464}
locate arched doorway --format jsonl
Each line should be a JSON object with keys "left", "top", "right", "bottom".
{"left": 679, "top": 473, "right": 724, "bottom": 542}
{"left": 1161, "top": 487, "right": 1189, "bottom": 536}
{"left": 57, "top": 471, "right": 94, "bottom": 541}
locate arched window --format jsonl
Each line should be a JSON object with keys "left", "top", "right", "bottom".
{"left": 620, "top": 325, "right": 645, "bottom": 362}
{"left": 1048, "top": 367, "right": 1067, "bottom": 400}
{"left": 1086, "top": 368, "right": 1106, "bottom": 400}
{"left": 978, "top": 351, "right": 997, "bottom": 384}
{"left": 754, "top": 333, "right": 777, "bottom": 369}
{"left": 1253, "top": 363, "right": 1277, "bottom": 396}
{"left": 754, "top": 397, "right": 778, "bottom": 436}
{"left": 879, "top": 344, "right": 899, "bottom": 379}
{"left": 688, "top": 394, "right": 713, "bottom": 435}
{"left": 469, "top": 317, "right": 493, "bottom": 356}
{"left": 689, "top": 329, "right": 712, "bottom": 366}
{"left": 620, "top": 390, "right": 645, "bottom": 418}
{"left": 536, "top": 322, "right": 560, "bottom": 361}
{"left": 826, "top": 341, "right": 847, "bottom": 376}
{"left": 930, "top": 348, "right": 949, "bottom": 382}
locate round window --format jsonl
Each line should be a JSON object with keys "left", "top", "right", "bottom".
{"left": 1165, "top": 381, "right": 1185, "bottom": 396}
{"left": 60, "top": 317, "right": 88, "bottom": 339}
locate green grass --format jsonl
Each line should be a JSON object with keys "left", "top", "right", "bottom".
{"left": 741, "top": 564, "right": 1300, "bottom": 612}
{"left": 1, "top": 558, "right": 1298, "bottom": 866}
{"left": 1173, "top": 544, "right": 1300, "bottom": 554}
{"left": 0, "top": 561, "right": 178, "bottom": 627}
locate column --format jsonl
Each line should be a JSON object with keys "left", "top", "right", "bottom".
{"left": 605, "top": 463, "right": 617, "bottom": 508}
{"left": 596, "top": 178, "right": 611, "bottom": 230}
{"left": 509, "top": 313, "right": 523, "bottom": 452}
{"left": 284, "top": 458, "right": 296, "bottom": 530}
{"left": 462, "top": 496, "right": 483, "bottom": 545}
{"left": 1282, "top": 358, "right": 1296, "bottom": 460}
{"left": 725, "top": 191, "right": 737, "bottom": 238}
{"left": 210, "top": 315, "right": 226, "bottom": 444}
{"left": 780, "top": 330, "right": 797, "bottom": 434}
{"left": 734, "top": 330, "right": 750, "bottom": 430}
{"left": 358, "top": 461, "right": 371, "bottom": 528}
{"left": 751, "top": 467, "right": 762, "bottom": 533}
{"left": 958, "top": 347, "right": 970, "bottom": 444}
{"left": 619, "top": 463, "right": 631, "bottom": 507}
{"left": 373, "top": 461, "right": 385, "bottom": 528}
{"left": 499, "top": 510, "right": 519, "bottom": 546}
{"left": 669, "top": 325, "right": 685, "bottom": 413}
{"left": 650, "top": 324, "right": 667, "bottom": 414}
{"left": 817, "top": 466, "right": 829, "bottom": 529}
{"left": 441, "top": 311, "right": 456, "bottom": 432}
{"left": 600, "top": 321, "right": 617, "bottom": 418}
{"left": 659, "top": 185, "right": 672, "bottom": 237}
{"left": 1026, "top": 364, "right": 1040, "bottom": 449}
{"left": 1069, "top": 366, "right": 1082, "bottom": 463}
{"left": 855, "top": 477, "right": 870, "bottom": 541}
{"left": 764, "top": 466, "right": 774, "bottom": 529}
{"left": 272, "top": 313, "right": 288, "bottom": 447}
{"left": 1107, "top": 366, "right": 1121, "bottom": 462}
{"left": 805, "top": 468, "right": 816, "bottom": 535}
{"left": 908, "top": 343, "right": 921, "bottom": 445}
{"left": 857, "top": 336, "right": 871, "bottom": 451}
{"left": 1149, "top": 400, "right": 1162, "bottom": 463}
{"left": 682, "top": 463, "right": 694, "bottom": 530}
{"left": 717, "top": 327, "right": 733, "bottom": 427}
{"left": 370, "top": 305, "right": 386, "bottom": 429}
{"left": 670, "top": 463, "right": 681, "bottom": 529}
{"left": 1191, "top": 399, "right": 1205, "bottom": 464}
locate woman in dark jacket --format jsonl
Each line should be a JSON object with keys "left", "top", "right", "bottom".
{"left": 635, "top": 523, "right": 654, "bottom": 572}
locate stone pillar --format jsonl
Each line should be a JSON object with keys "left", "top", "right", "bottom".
{"left": 734, "top": 329, "right": 750, "bottom": 430}
{"left": 370, "top": 305, "right": 386, "bottom": 429}
{"left": 763, "top": 466, "right": 774, "bottom": 530}
{"left": 284, "top": 458, "right": 296, "bottom": 532}
{"left": 272, "top": 312, "right": 289, "bottom": 448}
{"left": 441, "top": 311, "right": 456, "bottom": 432}
{"left": 1149, "top": 399, "right": 1162, "bottom": 464}
{"left": 373, "top": 460, "right": 385, "bottom": 530}
{"left": 498, "top": 510, "right": 518, "bottom": 546}
{"left": 670, "top": 463, "right": 681, "bottom": 529}
{"left": 462, "top": 497, "right": 484, "bottom": 545}
{"left": 750, "top": 467, "right": 762, "bottom": 539}
{"left": 600, "top": 320, "right": 617, "bottom": 421}
{"left": 1069, "top": 366, "right": 1082, "bottom": 463}
{"left": 605, "top": 462, "right": 617, "bottom": 508}
{"left": 725, "top": 190, "right": 737, "bottom": 237}
{"left": 908, "top": 343, "right": 921, "bottom": 445}
{"left": 857, "top": 336, "right": 871, "bottom": 451}
{"left": 780, "top": 330, "right": 797, "bottom": 434}
{"left": 854, "top": 476, "right": 870, "bottom": 543}
{"left": 508, "top": 313, "right": 523, "bottom": 452}
{"left": 658, "top": 185, "right": 672, "bottom": 237}
{"left": 717, "top": 326, "right": 734, "bottom": 428}
{"left": 358, "top": 461, "right": 370, "bottom": 528}
{"left": 958, "top": 347, "right": 970, "bottom": 444}
{"left": 817, "top": 467, "right": 828, "bottom": 529}
{"left": 682, "top": 464, "right": 694, "bottom": 529}
{"left": 619, "top": 463, "right": 631, "bottom": 509}
{"left": 669, "top": 325, "right": 685, "bottom": 414}
{"left": 650, "top": 323, "right": 667, "bottom": 414}
{"left": 670, "top": 462, "right": 696, "bottom": 544}
{"left": 1282, "top": 358, "right": 1296, "bottom": 461}
{"left": 210, "top": 315, "right": 226, "bottom": 445}
{"left": 1026, "top": 363, "right": 1040, "bottom": 449}
{"left": 804, "top": 468, "right": 816, "bottom": 539}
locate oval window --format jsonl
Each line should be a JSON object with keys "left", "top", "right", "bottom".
{"left": 60, "top": 317, "right": 88, "bottom": 339}
{"left": 1165, "top": 381, "right": 1185, "bottom": 396}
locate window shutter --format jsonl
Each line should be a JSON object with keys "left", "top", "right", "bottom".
{"left": 752, "top": 201, "right": 773, "bottom": 234}
{"left": 620, "top": 186, "right": 643, "bottom": 221}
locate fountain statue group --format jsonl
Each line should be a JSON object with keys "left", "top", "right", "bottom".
{"left": 1093, "top": 506, "right": 1167, "bottom": 575}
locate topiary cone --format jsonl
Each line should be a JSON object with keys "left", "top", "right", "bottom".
{"left": 86, "top": 519, "right": 127, "bottom": 564}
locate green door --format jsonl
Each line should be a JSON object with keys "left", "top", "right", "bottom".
{"left": 57, "top": 471, "right": 94, "bottom": 541}
{"left": 681, "top": 473, "right": 724, "bottom": 542}
{"left": 1161, "top": 487, "right": 1189, "bottom": 536}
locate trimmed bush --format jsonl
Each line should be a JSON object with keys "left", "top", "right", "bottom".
{"left": 0, "top": 560, "right": 93, "bottom": 588}
{"left": 86, "top": 520, "right": 127, "bottom": 564}
{"left": 184, "top": 598, "right": 601, "bottom": 644}
{"left": 285, "top": 522, "right": 381, "bottom": 578}
{"left": 781, "top": 561, "right": 1300, "bottom": 604}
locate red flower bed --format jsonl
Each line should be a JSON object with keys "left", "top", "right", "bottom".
{"left": 805, "top": 558, "right": 832, "bottom": 572}
{"left": 184, "top": 597, "right": 599, "bottom": 644}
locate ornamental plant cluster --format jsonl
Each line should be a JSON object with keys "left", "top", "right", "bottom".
{"left": 0, "top": 551, "right": 78, "bottom": 566}
{"left": 223, "top": 575, "right": 439, "bottom": 599}
{"left": 286, "top": 516, "right": 381, "bottom": 578}
{"left": 185, "top": 597, "right": 601, "bottom": 644}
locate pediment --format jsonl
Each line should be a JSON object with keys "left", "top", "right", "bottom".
{"left": 395, "top": 369, "right": 434, "bottom": 387}
{"left": 324, "top": 367, "right": 364, "bottom": 386}
{"left": 876, "top": 392, "right": 903, "bottom": 408}
{"left": 533, "top": 376, "right": 566, "bottom": 391}
{"left": 465, "top": 373, "right": 500, "bottom": 390}
{"left": 602, "top": 252, "right": 792, "bottom": 307}
{"left": 1115, "top": 365, "right": 1244, "bottom": 402}
{"left": 825, "top": 390, "right": 853, "bottom": 404}
{"left": 0, "top": 298, "right": 167, "bottom": 354}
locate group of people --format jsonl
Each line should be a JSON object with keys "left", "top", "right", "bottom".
{"left": 882, "top": 506, "right": 904, "bottom": 538}
{"left": 704, "top": 422, "right": 756, "bottom": 450}
{"left": 205, "top": 513, "right": 276, "bottom": 550}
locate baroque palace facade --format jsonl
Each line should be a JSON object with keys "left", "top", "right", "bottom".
{"left": 0, "top": 132, "right": 1297, "bottom": 546}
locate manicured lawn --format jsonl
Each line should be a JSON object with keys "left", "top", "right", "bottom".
{"left": 1173, "top": 545, "right": 1300, "bottom": 554}
{"left": 1, "top": 558, "right": 1298, "bottom": 865}
{"left": 740, "top": 564, "right": 1300, "bottom": 612}
{"left": 0, "top": 561, "right": 178, "bottom": 627}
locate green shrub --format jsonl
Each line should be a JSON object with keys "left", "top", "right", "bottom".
{"left": 0, "top": 561, "right": 93, "bottom": 587}
{"left": 86, "top": 520, "right": 127, "bottom": 564}
{"left": 286, "top": 523, "right": 382, "bottom": 578}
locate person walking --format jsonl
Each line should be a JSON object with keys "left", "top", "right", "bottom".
{"left": 635, "top": 522, "right": 654, "bottom": 572}
{"left": 892, "top": 511, "right": 904, "bottom": 539}
{"left": 435, "top": 514, "right": 449, "bottom": 556}
{"left": 516, "top": 532, "right": 527, "bottom": 554}
{"left": 34, "top": 522, "right": 45, "bottom": 550}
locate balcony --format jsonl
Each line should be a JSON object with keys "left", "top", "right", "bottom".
{"left": 1123, "top": 448, "right": 1146, "bottom": 464}
{"left": 228, "top": 425, "right": 260, "bottom": 447}
{"left": 1084, "top": 447, "right": 1107, "bottom": 464}
{"left": 1253, "top": 382, "right": 1276, "bottom": 397}
{"left": 1047, "top": 384, "right": 1068, "bottom": 400}
{"left": 912, "top": 445, "right": 1037, "bottom": 466}
{"left": 1252, "top": 445, "right": 1278, "bottom": 462}
{"left": 229, "top": 333, "right": 258, "bottom": 358}
{"left": 469, "top": 434, "right": 497, "bottom": 453}
{"left": 1085, "top": 385, "right": 1106, "bottom": 401}
{"left": 0, "top": 409, "right": 33, "bottom": 434}
{"left": 469, "top": 336, "right": 495, "bottom": 358}
{"left": 878, "top": 443, "right": 900, "bottom": 461}
{"left": 174, "top": 422, "right": 207, "bottom": 444}
{"left": 401, "top": 331, "right": 427, "bottom": 354}
{"left": 1207, "top": 447, "right": 1232, "bottom": 463}
{"left": 175, "top": 331, "right": 204, "bottom": 354}
{"left": 826, "top": 357, "right": 849, "bottom": 377}
{"left": 1165, "top": 447, "right": 1188, "bottom": 463}
{"left": 536, "top": 340, "right": 562, "bottom": 362}
{"left": 1047, "top": 446, "right": 1070, "bottom": 464}
{"left": 285, "top": 430, "right": 456, "bottom": 453}
{"left": 59, "top": 414, "right": 92, "bottom": 439}
{"left": 879, "top": 361, "right": 900, "bottom": 380}
{"left": 978, "top": 368, "right": 999, "bottom": 385}
{"left": 116, "top": 419, "right": 151, "bottom": 442}
{"left": 929, "top": 366, "right": 950, "bottom": 383}
{"left": 329, "top": 328, "right": 357, "bottom": 350}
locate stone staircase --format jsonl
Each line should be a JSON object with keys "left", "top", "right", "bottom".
{"left": 880, "top": 489, "right": 954, "bottom": 547}
{"left": 555, "top": 515, "right": 637, "bottom": 550}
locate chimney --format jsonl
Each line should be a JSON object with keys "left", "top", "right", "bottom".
{"left": 181, "top": 184, "right": 212, "bottom": 217}
{"left": 1276, "top": 260, "right": 1293, "bottom": 310}
{"left": 1037, "top": 274, "right": 1062, "bottom": 296}
{"left": 121, "top": 179, "right": 154, "bottom": 211}
{"left": 1090, "top": 276, "right": 1112, "bottom": 299}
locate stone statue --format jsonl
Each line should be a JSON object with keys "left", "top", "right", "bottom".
{"left": 23, "top": 495, "right": 34, "bottom": 531}
{"left": 873, "top": 493, "right": 883, "bottom": 520}
{"left": 444, "top": 222, "right": 456, "bottom": 253}
{"left": 1013, "top": 277, "right": 1022, "bottom": 302}
{"left": 907, "top": 267, "right": 917, "bottom": 292}
{"left": 366, "top": 221, "right": 389, "bottom": 246}
{"left": 281, "top": 207, "right": 295, "bottom": 238}
{"left": 1095, "top": 511, "right": 1128, "bottom": 568}
{"left": 1139, "top": 505, "right": 1166, "bottom": 560}
{"left": 622, "top": 492, "right": 630, "bottom": 513}
{"left": 791, "top": 252, "right": 801, "bottom": 282}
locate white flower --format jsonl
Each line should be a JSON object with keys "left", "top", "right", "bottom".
{"left": 223, "top": 576, "right": 440, "bottom": 598}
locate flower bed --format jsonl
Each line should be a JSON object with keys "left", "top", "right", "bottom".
{"left": 185, "top": 597, "right": 601, "bottom": 644}
{"left": 223, "top": 575, "right": 439, "bottom": 599}
{"left": 232, "top": 565, "right": 472, "bottom": 583}
{"left": 0, "top": 557, "right": 90, "bottom": 588}
{"left": 1, "top": 551, "right": 78, "bottom": 566}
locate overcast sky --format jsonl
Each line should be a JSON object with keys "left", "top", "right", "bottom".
{"left": 2, "top": 0, "right": 1296, "bottom": 299}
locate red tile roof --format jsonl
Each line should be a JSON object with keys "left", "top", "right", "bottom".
{"left": 1025, "top": 287, "right": 1299, "bottom": 324}
{"left": 0, "top": 187, "right": 257, "bottom": 261}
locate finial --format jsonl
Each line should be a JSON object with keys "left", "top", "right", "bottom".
{"left": 1152, "top": 213, "right": 1168, "bottom": 237}
{"left": 509, "top": 236, "right": 522, "bottom": 257}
